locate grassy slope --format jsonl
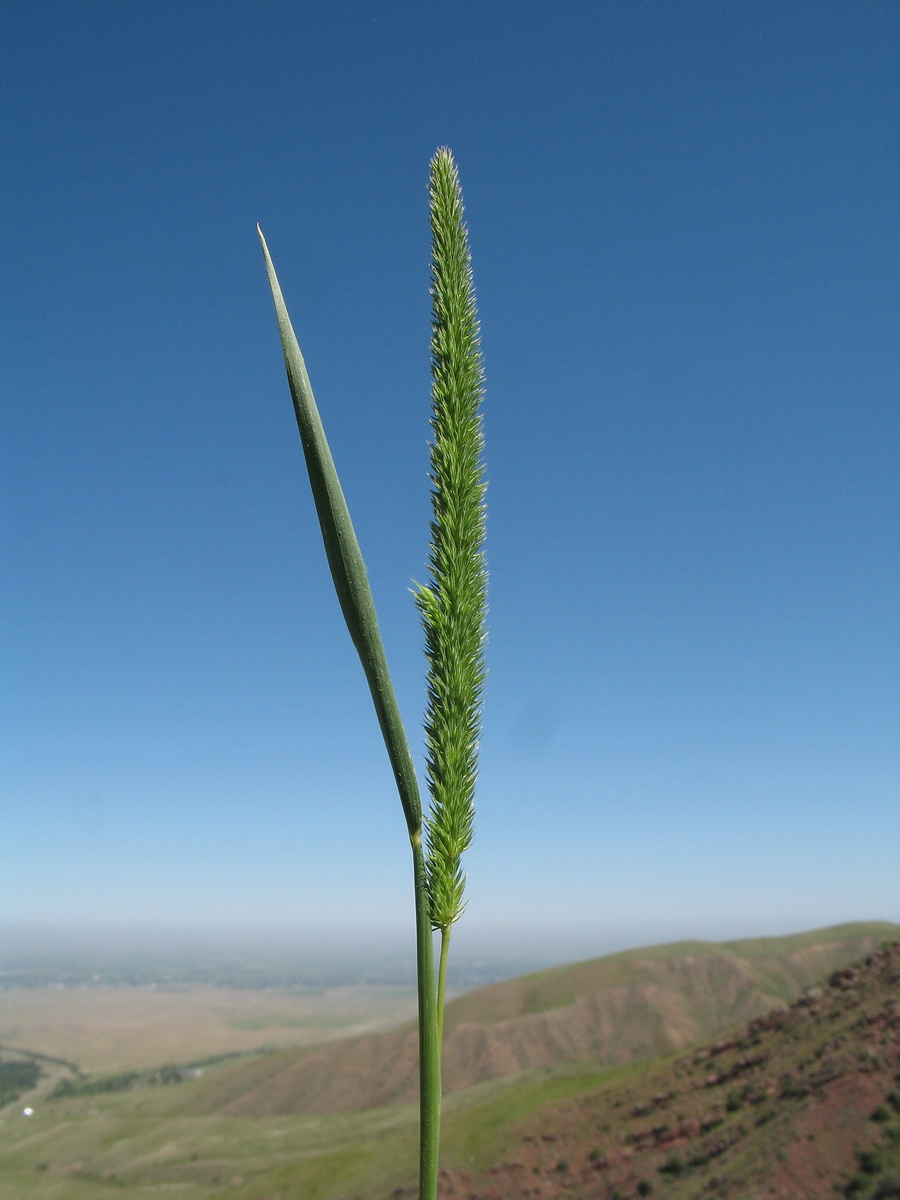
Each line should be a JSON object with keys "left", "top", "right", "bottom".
{"left": 173, "top": 921, "right": 900, "bottom": 1117}
{"left": 0, "top": 1058, "right": 643, "bottom": 1200}
{"left": 440, "top": 933, "right": 900, "bottom": 1200}
{"left": 0, "top": 922, "right": 897, "bottom": 1200}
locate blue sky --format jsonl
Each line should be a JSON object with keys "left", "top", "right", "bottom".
{"left": 2, "top": 1, "right": 897, "bottom": 952}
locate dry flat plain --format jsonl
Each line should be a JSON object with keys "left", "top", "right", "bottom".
{"left": 0, "top": 983, "right": 418, "bottom": 1072}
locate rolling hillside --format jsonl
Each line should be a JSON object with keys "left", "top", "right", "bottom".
{"left": 3, "top": 922, "right": 897, "bottom": 1200}
{"left": 424, "top": 932, "right": 900, "bottom": 1199}
{"left": 192, "top": 922, "right": 899, "bottom": 1117}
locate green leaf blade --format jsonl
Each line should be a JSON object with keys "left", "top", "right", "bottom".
{"left": 258, "top": 225, "right": 423, "bottom": 840}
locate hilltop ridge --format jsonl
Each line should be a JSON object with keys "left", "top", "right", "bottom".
{"left": 193, "top": 922, "right": 898, "bottom": 1118}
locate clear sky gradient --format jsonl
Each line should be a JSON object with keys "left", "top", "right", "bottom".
{"left": 2, "top": 2, "right": 897, "bottom": 951}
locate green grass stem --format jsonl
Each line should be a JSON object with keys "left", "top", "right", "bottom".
{"left": 436, "top": 925, "right": 452, "bottom": 1050}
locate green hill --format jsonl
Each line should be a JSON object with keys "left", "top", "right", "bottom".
{"left": 430, "top": 931, "right": 900, "bottom": 1200}
{"left": 188, "top": 921, "right": 900, "bottom": 1117}
{"left": 0, "top": 921, "right": 897, "bottom": 1200}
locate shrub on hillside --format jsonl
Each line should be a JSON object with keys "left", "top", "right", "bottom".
{"left": 0, "top": 1060, "right": 40, "bottom": 1106}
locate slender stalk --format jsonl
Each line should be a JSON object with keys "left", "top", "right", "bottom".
{"left": 412, "top": 839, "right": 440, "bottom": 1200}
{"left": 436, "top": 925, "right": 452, "bottom": 1048}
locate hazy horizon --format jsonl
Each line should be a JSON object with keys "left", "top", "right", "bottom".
{"left": 3, "top": 913, "right": 896, "bottom": 959}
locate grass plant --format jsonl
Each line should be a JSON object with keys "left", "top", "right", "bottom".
{"left": 258, "top": 147, "right": 486, "bottom": 1199}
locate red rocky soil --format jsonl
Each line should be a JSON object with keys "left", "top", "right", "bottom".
{"left": 386, "top": 940, "right": 900, "bottom": 1200}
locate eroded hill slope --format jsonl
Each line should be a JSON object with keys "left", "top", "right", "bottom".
{"left": 426, "top": 934, "right": 900, "bottom": 1199}
{"left": 194, "top": 922, "right": 897, "bottom": 1118}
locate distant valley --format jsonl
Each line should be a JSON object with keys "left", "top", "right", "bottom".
{"left": 0, "top": 920, "right": 897, "bottom": 1200}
